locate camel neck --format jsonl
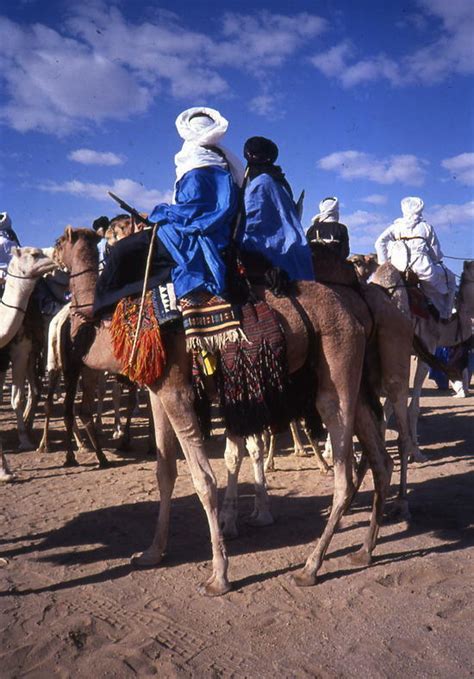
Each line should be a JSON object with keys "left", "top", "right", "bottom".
{"left": 0, "top": 273, "right": 36, "bottom": 348}
{"left": 68, "top": 245, "right": 99, "bottom": 338}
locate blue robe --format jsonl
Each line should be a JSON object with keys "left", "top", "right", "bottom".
{"left": 150, "top": 166, "right": 239, "bottom": 299}
{"left": 238, "top": 174, "right": 314, "bottom": 281}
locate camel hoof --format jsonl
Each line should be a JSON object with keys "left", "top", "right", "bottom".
{"left": 97, "top": 457, "right": 111, "bottom": 469}
{"left": 63, "top": 457, "right": 79, "bottom": 468}
{"left": 36, "top": 446, "right": 49, "bottom": 455}
{"left": 246, "top": 510, "right": 274, "bottom": 527}
{"left": 387, "top": 500, "right": 411, "bottom": 523}
{"left": 18, "top": 441, "right": 34, "bottom": 452}
{"left": 410, "top": 450, "right": 428, "bottom": 463}
{"left": 131, "top": 550, "right": 164, "bottom": 568}
{"left": 197, "top": 576, "right": 231, "bottom": 597}
{"left": 348, "top": 548, "right": 372, "bottom": 567}
{"left": 292, "top": 449, "right": 309, "bottom": 458}
{"left": 220, "top": 520, "right": 239, "bottom": 540}
{"left": 291, "top": 568, "right": 317, "bottom": 588}
{"left": 0, "top": 472, "right": 16, "bottom": 483}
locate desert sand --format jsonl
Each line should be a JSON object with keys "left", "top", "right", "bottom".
{"left": 1, "top": 367, "right": 473, "bottom": 678}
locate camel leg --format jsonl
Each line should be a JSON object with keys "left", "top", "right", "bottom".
{"left": 115, "top": 381, "right": 136, "bottom": 451}
{"left": 63, "top": 368, "right": 81, "bottom": 467}
{"left": 0, "top": 439, "right": 15, "bottom": 482}
{"left": 154, "top": 380, "right": 229, "bottom": 596}
{"left": 246, "top": 434, "right": 274, "bottom": 527}
{"left": 264, "top": 432, "right": 276, "bottom": 472}
{"left": 302, "top": 422, "right": 330, "bottom": 473}
{"left": 408, "top": 357, "right": 430, "bottom": 447}
{"left": 349, "top": 398, "right": 393, "bottom": 565}
{"left": 111, "top": 379, "right": 124, "bottom": 440}
{"left": 290, "top": 420, "right": 307, "bottom": 457}
{"left": 10, "top": 340, "right": 35, "bottom": 451}
{"left": 292, "top": 413, "right": 355, "bottom": 587}
{"left": 323, "top": 433, "right": 333, "bottom": 465}
{"left": 94, "top": 372, "right": 107, "bottom": 436}
{"left": 0, "top": 370, "right": 6, "bottom": 404}
{"left": 77, "top": 367, "right": 109, "bottom": 468}
{"left": 37, "top": 369, "right": 61, "bottom": 455}
{"left": 220, "top": 434, "right": 246, "bottom": 539}
{"left": 23, "top": 353, "right": 41, "bottom": 434}
{"left": 132, "top": 391, "right": 178, "bottom": 566}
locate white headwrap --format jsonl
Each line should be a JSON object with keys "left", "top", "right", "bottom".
{"left": 398, "top": 196, "right": 424, "bottom": 229}
{"left": 0, "top": 212, "right": 12, "bottom": 230}
{"left": 174, "top": 107, "right": 244, "bottom": 186}
{"left": 312, "top": 196, "right": 339, "bottom": 223}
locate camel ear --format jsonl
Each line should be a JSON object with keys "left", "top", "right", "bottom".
{"left": 64, "top": 226, "right": 75, "bottom": 243}
{"left": 10, "top": 247, "right": 21, "bottom": 258}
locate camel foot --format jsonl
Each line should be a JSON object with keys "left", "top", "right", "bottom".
{"left": 97, "top": 457, "right": 111, "bottom": 469}
{"left": 197, "top": 574, "right": 231, "bottom": 597}
{"left": 220, "top": 518, "right": 239, "bottom": 540}
{"left": 63, "top": 457, "right": 79, "bottom": 468}
{"left": 36, "top": 445, "right": 49, "bottom": 455}
{"left": 409, "top": 449, "right": 428, "bottom": 463}
{"left": 18, "top": 440, "right": 35, "bottom": 452}
{"left": 291, "top": 568, "right": 317, "bottom": 588}
{"left": 246, "top": 509, "right": 274, "bottom": 527}
{"left": 0, "top": 470, "right": 16, "bottom": 483}
{"left": 264, "top": 461, "right": 275, "bottom": 473}
{"left": 387, "top": 499, "right": 411, "bottom": 523}
{"left": 292, "top": 448, "right": 309, "bottom": 458}
{"left": 131, "top": 549, "right": 164, "bottom": 568}
{"left": 348, "top": 547, "right": 372, "bottom": 567}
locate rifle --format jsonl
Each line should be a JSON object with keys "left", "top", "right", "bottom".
{"left": 295, "top": 189, "right": 305, "bottom": 221}
{"left": 108, "top": 192, "right": 155, "bottom": 227}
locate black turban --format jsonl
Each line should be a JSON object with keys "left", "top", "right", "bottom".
{"left": 92, "top": 216, "right": 110, "bottom": 232}
{"left": 244, "top": 136, "right": 279, "bottom": 165}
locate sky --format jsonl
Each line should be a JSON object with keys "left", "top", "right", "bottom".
{"left": 1, "top": 0, "right": 473, "bottom": 275}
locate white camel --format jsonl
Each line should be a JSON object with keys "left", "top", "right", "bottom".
{"left": 0, "top": 247, "right": 56, "bottom": 481}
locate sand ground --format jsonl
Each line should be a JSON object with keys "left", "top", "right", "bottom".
{"left": 1, "top": 368, "right": 473, "bottom": 678}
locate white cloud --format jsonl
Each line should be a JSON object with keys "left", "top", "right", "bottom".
{"left": 441, "top": 153, "right": 474, "bottom": 186}
{"left": 426, "top": 200, "right": 474, "bottom": 231}
{"left": 38, "top": 178, "right": 172, "bottom": 211}
{"left": 0, "top": 7, "right": 327, "bottom": 133}
{"left": 318, "top": 151, "right": 427, "bottom": 186}
{"left": 310, "top": 0, "right": 474, "bottom": 87}
{"left": 344, "top": 209, "right": 389, "bottom": 252}
{"left": 68, "top": 149, "right": 124, "bottom": 166}
{"left": 361, "top": 194, "right": 388, "bottom": 205}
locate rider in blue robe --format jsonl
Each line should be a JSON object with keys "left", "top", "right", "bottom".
{"left": 150, "top": 165, "right": 239, "bottom": 299}
{"left": 238, "top": 137, "right": 314, "bottom": 282}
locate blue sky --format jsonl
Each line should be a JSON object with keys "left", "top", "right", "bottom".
{"left": 1, "top": 0, "right": 473, "bottom": 275}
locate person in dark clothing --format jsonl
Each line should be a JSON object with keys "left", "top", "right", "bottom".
{"left": 93, "top": 228, "right": 175, "bottom": 316}
{"left": 306, "top": 196, "right": 350, "bottom": 260}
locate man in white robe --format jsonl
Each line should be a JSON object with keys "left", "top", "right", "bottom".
{"left": 0, "top": 213, "right": 20, "bottom": 283}
{"left": 375, "top": 197, "right": 456, "bottom": 320}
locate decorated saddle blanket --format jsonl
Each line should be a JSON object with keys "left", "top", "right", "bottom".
{"left": 215, "top": 300, "right": 289, "bottom": 437}
{"left": 180, "top": 290, "right": 242, "bottom": 351}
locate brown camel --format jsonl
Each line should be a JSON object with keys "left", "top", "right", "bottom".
{"left": 52, "top": 226, "right": 397, "bottom": 595}
{"left": 36, "top": 229, "right": 109, "bottom": 467}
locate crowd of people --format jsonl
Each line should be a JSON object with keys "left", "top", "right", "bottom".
{"left": 1, "top": 105, "right": 457, "bottom": 327}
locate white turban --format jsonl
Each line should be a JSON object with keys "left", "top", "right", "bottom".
{"left": 174, "top": 107, "right": 244, "bottom": 186}
{"left": 399, "top": 196, "right": 424, "bottom": 229}
{"left": 0, "top": 212, "right": 12, "bottom": 230}
{"left": 312, "top": 197, "right": 339, "bottom": 223}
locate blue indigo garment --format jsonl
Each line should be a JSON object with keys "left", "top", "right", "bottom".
{"left": 150, "top": 165, "right": 239, "bottom": 299}
{"left": 239, "top": 173, "right": 314, "bottom": 281}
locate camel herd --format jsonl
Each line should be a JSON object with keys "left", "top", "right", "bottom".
{"left": 0, "top": 231, "right": 473, "bottom": 596}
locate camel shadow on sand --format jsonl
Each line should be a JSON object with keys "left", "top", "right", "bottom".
{"left": 1, "top": 462, "right": 473, "bottom": 597}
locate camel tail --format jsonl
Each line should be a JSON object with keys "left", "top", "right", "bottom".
{"left": 412, "top": 335, "right": 461, "bottom": 380}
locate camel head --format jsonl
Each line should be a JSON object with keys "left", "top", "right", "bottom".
{"left": 349, "top": 253, "right": 378, "bottom": 281}
{"left": 8, "top": 247, "right": 57, "bottom": 280}
{"left": 55, "top": 226, "right": 100, "bottom": 272}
